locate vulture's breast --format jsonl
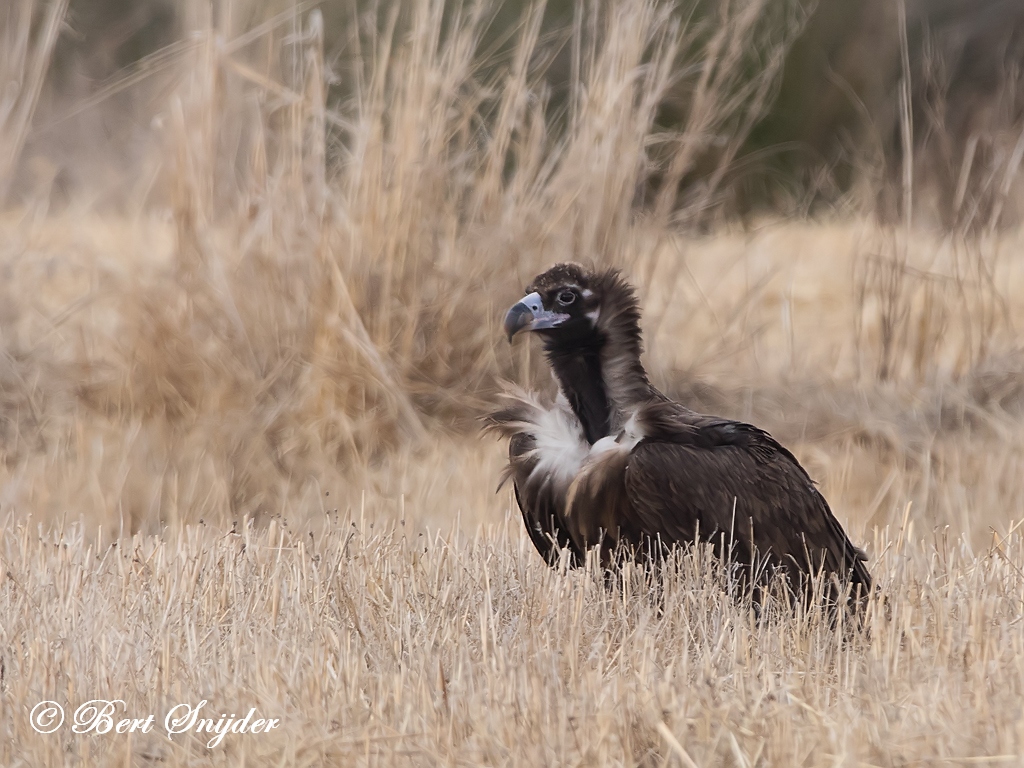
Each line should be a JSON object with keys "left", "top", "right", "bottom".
{"left": 522, "top": 401, "right": 590, "bottom": 492}
{"left": 506, "top": 395, "right": 647, "bottom": 556}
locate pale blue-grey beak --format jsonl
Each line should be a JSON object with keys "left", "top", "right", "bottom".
{"left": 504, "top": 291, "right": 569, "bottom": 342}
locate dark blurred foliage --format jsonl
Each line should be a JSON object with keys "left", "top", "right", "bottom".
{"left": 55, "top": 0, "right": 177, "bottom": 83}
{"left": 39, "top": 0, "right": 1024, "bottom": 226}
{"left": 749, "top": 0, "right": 1024, "bottom": 226}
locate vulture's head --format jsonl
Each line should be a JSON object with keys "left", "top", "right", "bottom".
{"left": 503, "top": 263, "right": 641, "bottom": 350}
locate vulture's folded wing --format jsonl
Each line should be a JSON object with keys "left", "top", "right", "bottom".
{"left": 507, "top": 433, "right": 582, "bottom": 566}
{"left": 622, "top": 417, "right": 871, "bottom": 591}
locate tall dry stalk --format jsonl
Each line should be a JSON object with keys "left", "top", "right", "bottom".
{"left": 853, "top": 226, "right": 1011, "bottom": 385}
{"left": 0, "top": 0, "right": 68, "bottom": 205}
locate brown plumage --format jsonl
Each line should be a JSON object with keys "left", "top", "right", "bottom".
{"left": 486, "top": 263, "right": 872, "bottom": 610}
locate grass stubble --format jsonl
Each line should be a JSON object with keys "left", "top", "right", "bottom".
{"left": 3, "top": 0, "right": 1024, "bottom": 764}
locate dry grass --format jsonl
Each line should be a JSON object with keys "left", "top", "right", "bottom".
{"left": 4, "top": 0, "right": 1024, "bottom": 764}
{"left": 4, "top": 514, "right": 1024, "bottom": 766}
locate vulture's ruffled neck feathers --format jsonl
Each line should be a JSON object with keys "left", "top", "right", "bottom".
{"left": 541, "top": 268, "right": 653, "bottom": 444}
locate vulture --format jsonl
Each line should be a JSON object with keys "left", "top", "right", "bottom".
{"left": 486, "top": 263, "right": 872, "bottom": 610}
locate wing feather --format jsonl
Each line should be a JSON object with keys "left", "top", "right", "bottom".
{"left": 623, "top": 408, "right": 871, "bottom": 598}
{"left": 508, "top": 433, "right": 582, "bottom": 566}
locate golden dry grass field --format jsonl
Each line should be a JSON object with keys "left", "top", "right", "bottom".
{"left": 4, "top": 1, "right": 1024, "bottom": 765}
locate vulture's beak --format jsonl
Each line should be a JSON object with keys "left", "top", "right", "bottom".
{"left": 504, "top": 291, "right": 568, "bottom": 342}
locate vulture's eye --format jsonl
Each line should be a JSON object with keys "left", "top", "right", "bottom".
{"left": 556, "top": 290, "right": 576, "bottom": 306}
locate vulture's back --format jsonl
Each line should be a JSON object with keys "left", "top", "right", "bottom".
{"left": 619, "top": 402, "right": 872, "bottom": 601}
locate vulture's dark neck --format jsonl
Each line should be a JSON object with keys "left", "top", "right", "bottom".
{"left": 543, "top": 300, "right": 652, "bottom": 444}
{"left": 544, "top": 337, "right": 611, "bottom": 445}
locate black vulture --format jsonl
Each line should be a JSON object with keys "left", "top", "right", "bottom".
{"left": 486, "top": 263, "right": 872, "bottom": 610}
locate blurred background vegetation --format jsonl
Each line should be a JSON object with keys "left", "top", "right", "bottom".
{"left": 20, "top": 0, "right": 1024, "bottom": 229}
{"left": 3, "top": 0, "right": 1024, "bottom": 534}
